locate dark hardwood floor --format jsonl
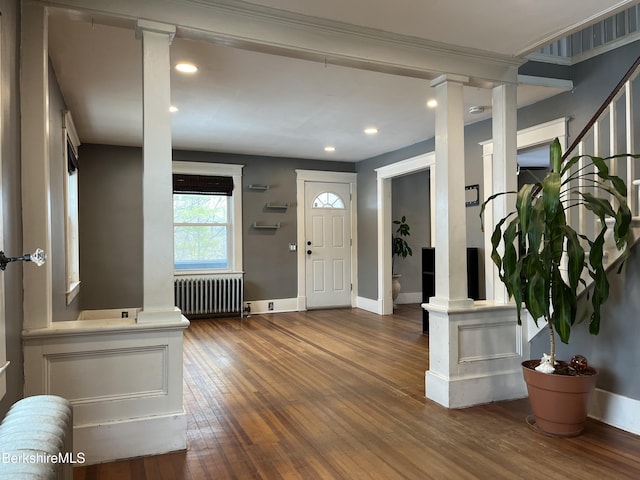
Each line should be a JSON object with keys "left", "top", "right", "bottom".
{"left": 74, "top": 305, "right": 640, "bottom": 479}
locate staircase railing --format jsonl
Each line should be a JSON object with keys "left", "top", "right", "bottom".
{"left": 520, "top": 54, "right": 640, "bottom": 342}
{"left": 562, "top": 53, "right": 640, "bottom": 243}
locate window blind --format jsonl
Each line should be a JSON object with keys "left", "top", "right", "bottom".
{"left": 173, "top": 174, "right": 234, "bottom": 196}
{"left": 67, "top": 138, "right": 79, "bottom": 174}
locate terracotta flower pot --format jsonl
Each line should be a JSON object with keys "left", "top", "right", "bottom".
{"left": 521, "top": 359, "right": 598, "bottom": 437}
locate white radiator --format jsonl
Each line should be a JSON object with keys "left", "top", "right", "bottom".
{"left": 0, "top": 395, "right": 74, "bottom": 480}
{"left": 174, "top": 274, "right": 244, "bottom": 317}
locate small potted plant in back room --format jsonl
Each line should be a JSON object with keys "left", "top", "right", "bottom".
{"left": 481, "top": 138, "right": 637, "bottom": 436}
{"left": 392, "top": 216, "right": 413, "bottom": 304}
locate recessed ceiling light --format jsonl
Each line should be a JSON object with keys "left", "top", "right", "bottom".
{"left": 169, "top": 105, "right": 179, "bottom": 113}
{"left": 364, "top": 127, "right": 379, "bottom": 135}
{"left": 427, "top": 99, "right": 438, "bottom": 108}
{"left": 324, "top": 146, "right": 336, "bottom": 152}
{"left": 175, "top": 63, "right": 198, "bottom": 74}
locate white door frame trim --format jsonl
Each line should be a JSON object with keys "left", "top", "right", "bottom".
{"left": 296, "top": 170, "right": 357, "bottom": 311}
{"left": 375, "top": 152, "right": 436, "bottom": 315}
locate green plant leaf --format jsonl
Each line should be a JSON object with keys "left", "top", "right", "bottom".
{"left": 580, "top": 192, "right": 616, "bottom": 224}
{"left": 588, "top": 231, "right": 609, "bottom": 335}
{"left": 527, "top": 197, "right": 545, "bottom": 254}
{"left": 525, "top": 267, "right": 547, "bottom": 322}
{"left": 548, "top": 206, "right": 567, "bottom": 265}
{"left": 563, "top": 225, "right": 585, "bottom": 292}
{"left": 551, "top": 267, "right": 575, "bottom": 344}
{"left": 542, "top": 172, "right": 562, "bottom": 218}
{"left": 614, "top": 202, "right": 632, "bottom": 251}
{"left": 392, "top": 217, "right": 413, "bottom": 260}
{"left": 489, "top": 214, "right": 513, "bottom": 269}
{"left": 516, "top": 184, "right": 535, "bottom": 236}
{"left": 550, "top": 138, "right": 562, "bottom": 174}
{"left": 479, "top": 191, "right": 517, "bottom": 232}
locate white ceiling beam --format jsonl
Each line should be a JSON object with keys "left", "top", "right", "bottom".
{"left": 36, "top": 0, "right": 521, "bottom": 86}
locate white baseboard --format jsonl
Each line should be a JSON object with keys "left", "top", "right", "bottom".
{"left": 356, "top": 296, "right": 382, "bottom": 314}
{"left": 425, "top": 369, "right": 527, "bottom": 409}
{"left": 243, "top": 298, "right": 298, "bottom": 315}
{"left": 74, "top": 411, "right": 187, "bottom": 465}
{"left": 589, "top": 388, "right": 640, "bottom": 436}
{"left": 395, "top": 292, "right": 422, "bottom": 304}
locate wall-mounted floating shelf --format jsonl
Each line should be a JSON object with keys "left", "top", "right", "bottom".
{"left": 252, "top": 222, "right": 281, "bottom": 230}
{"left": 248, "top": 184, "right": 270, "bottom": 191}
{"left": 266, "top": 202, "right": 289, "bottom": 210}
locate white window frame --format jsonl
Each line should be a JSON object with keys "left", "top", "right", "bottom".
{"left": 172, "top": 162, "right": 243, "bottom": 275}
{"left": 312, "top": 191, "right": 346, "bottom": 209}
{"left": 63, "top": 110, "right": 81, "bottom": 304}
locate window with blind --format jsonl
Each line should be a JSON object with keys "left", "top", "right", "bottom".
{"left": 64, "top": 110, "right": 81, "bottom": 303}
{"left": 172, "top": 163, "right": 243, "bottom": 273}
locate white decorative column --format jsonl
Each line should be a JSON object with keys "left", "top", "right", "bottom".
{"left": 489, "top": 83, "right": 518, "bottom": 303}
{"left": 135, "top": 20, "right": 181, "bottom": 323}
{"left": 428, "top": 74, "right": 472, "bottom": 309}
{"left": 424, "top": 76, "right": 526, "bottom": 408}
{"left": 21, "top": 4, "right": 52, "bottom": 330}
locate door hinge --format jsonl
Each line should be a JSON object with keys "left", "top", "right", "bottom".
{"left": 350, "top": 283, "right": 353, "bottom": 291}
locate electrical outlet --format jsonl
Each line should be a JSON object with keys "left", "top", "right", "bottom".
{"left": 268, "top": 302, "right": 274, "bottom": 311}
{"left": 121, "top": 311, "right": 129, "bottom": 318}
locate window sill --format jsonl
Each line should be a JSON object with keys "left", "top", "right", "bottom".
{"left": 174, "top": 270, "right": 243, "bottom": 276}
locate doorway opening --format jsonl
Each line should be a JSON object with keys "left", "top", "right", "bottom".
{"left": 376, "top": 153, "right": 435, "bottom": 315}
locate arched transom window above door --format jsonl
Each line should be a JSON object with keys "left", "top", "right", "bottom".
{"left": 312, "top": 191, "right": 345, "bottom": 209}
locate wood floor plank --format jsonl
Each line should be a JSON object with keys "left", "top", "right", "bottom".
{"left": 74, "top": 305, "right": 640, "bottom": 479}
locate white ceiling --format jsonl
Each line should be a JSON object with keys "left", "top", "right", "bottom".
{"left": 46, "top": 0, "right": 636, "bottom": 162}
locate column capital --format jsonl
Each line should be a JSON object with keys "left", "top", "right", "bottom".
{"left": 135, "top": 19, "right": 176, "bottom": 43}
{"left": 430, "top": 74, "right": 469, "bottom": 88}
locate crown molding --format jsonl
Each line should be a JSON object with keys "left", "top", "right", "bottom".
{"left": 37, "top": 0, "right": 522, "bottom": 85}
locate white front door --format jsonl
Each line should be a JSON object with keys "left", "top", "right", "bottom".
{"left": 304, "top": 182, "right": 352, "bottom": 309}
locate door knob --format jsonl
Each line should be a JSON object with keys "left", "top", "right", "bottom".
{"left": 307, "top": 241, "right": 312, "bottom": 246}
{"left": 307, "top": 250, "right": 312, "bottom": 255}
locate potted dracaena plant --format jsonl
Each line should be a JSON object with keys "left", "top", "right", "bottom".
{"left": 480, "top": 138, "right": 636, "bottom": 436}
{"left": 391, "top": 216, "right": 412, "bottom": 302}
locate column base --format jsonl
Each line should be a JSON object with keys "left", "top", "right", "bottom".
{"left": 425, "top": 369, "right": 526, "bottom": 408}
{"left": 424, "top": 301, "right": 527, "bottom": 408}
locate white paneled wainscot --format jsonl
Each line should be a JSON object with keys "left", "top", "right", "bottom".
{"left": 424, "top": 301, "right": 529, "bottom": 408}
{"left": 23, "top": 310, "right": 189, "bottom": 465}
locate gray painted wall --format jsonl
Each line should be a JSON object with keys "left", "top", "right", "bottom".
{"left": 78, "top": 145, "right": 143, "bottom": 310}
{"left": 530, "top": 246, "right": 640, "bottom": 400}
{"left": 391, "top": 172, "right": 430, "bottom": 295}
{"left": 0, "top": 0, "right": 24, "bottom": 415}
{"left": 77, "top": 147, "right": 355, "bottom": 307}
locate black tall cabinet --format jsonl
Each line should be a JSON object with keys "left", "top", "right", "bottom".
{"left": 421, "top": 247, "right": 479, "bottom": 333}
